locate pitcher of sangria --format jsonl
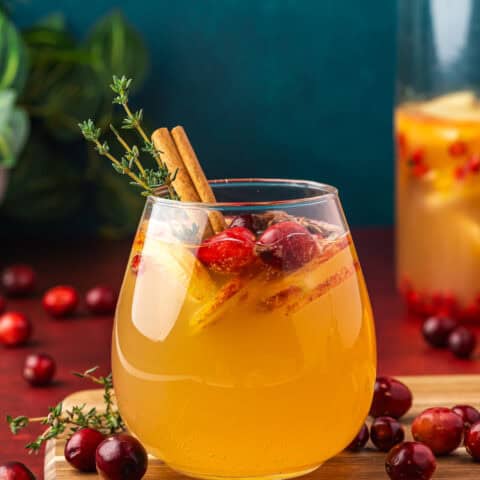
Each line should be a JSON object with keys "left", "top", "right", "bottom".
{"left": 113, "top": 179, "right": 376, "bottom": 479}
{"left": 396, "top": 0, "right": 480, "bottom": 319}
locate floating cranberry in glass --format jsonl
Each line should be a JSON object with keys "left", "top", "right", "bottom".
{"left": 0, "top": 461, "right": 35, "bottom": 480}
{"left": 422, "top": 316, "right": 457, "bottom": 348}
{"left": 345, "top": 423, "right": 369, "bottom": 452}
{"left": 1, "top": 264, "right": 36, "bottom": 296}
{"left": 256, "top": 221, "right": 318, "bottom": 271}
{"left": 385, "top": 442, "right": 436, "bottom": 480}
{"left": 0, "top": 312, "right": 32, "bottom": 347}
{"left": 64, "top": 428, "right": 105, "bottom": 472}
{"left": 452, "top": 405, "right": 480, "bottom": 429}
{"left": 411, "top": 407, "right": 463, "bottom": 455}
{"left": 465, "top": 421, "right": 480, "bottom": 461}
{"left": 197, "top": 226, "right": 256, "bottom": 273}
{"left": 0, "top": 295, "right": 6, "bottom": 314}
{"left": 369, "top": 376, "right": 412, "bottom": 419}
{"left": 448, "top": 326, "right": 476, "bottom": 359}
{"left": 370, "top": 416, "right": 405, "bottom": 452}
{"left": 23, "top": 353, "right": 56, "bottom": 386}
{"left": 85, "top": 286, "right": 117, "bottom": 315}
{"left": 42, "top": 285, "right": 79, "bottom": 318}
{"left": 96, "top": 434, "right": 148, "bottom": 480}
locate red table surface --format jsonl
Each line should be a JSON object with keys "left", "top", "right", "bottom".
{"left": 0, "top": 227, "right": 478, "bottom": 477}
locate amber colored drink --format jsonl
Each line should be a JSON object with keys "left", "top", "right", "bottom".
{"left": 112, "top": 183, "right": 376, "bottom": 479}
{"left": 396, "top": 92, "right": 480, "bottom": 318}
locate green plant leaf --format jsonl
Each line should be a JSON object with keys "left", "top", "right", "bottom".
{"left": 0, "top": 89, "right": 29, "bottom": 168}
{"left": 0, "top": 10, "right": 28, "bottom": 93}
{"left": 86, "top": 10, "right": 149, "bottom": 92}
{"left": 21, "top": 24, "right": 101, "bottom": 142}
{"left": 1, "top": 128, "right": 83, "bottom": 221}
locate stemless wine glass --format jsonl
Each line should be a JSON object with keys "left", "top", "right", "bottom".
{"left": 112, "top": 179, "right": 376, "bottom": 480}
{"left": 396, "top": 0, "right": 480, "bottom": 317}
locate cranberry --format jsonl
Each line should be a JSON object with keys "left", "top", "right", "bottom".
{"left": 197, "top": 226, "right": 256, "bottom": 273}
{"left": 385, "top": 442, "right": 436, "bottom": 480}
{"left": 422, "top": 316, "right": 457, "bottom": 348}
{"left": 468, "top": 154, "right": 480, "bottom": 173}
{"left": 455, "top": 165, "right": 468, "bottom": 180}
{"left": 42, "top": 285, "right": 79, "bottom": 318}
{"left": 1, "top": 265, "right": 36, "bottom": 296}
{"left": 0, "top": 462, "right": 35, "bottom": 480}
{"left": 410, "top": 148, "right": 425, "bottom": 165}
{"left": 85, "top": 286, "right": 117, "bottom": 315}
{"left": 230, "top": 214, "right": 254, "bottom": 231}
{"left": 449, "top": 140, "right": 468, "bottom": 157}
{"left": 465, "top": 421, "right": 480, "bottom": 460}
{"left": 130, "top": 255, "right": 144, "bottom": 275}
{"left": 411, "top": 407, "right": 463, "bottom": 455}
{"left": 65, "top": 428, "right": 105, "bottom": 472}
{"left": 0, "top": 312, "right": 32, "bottom": 347}
{"left": 0, "top": 295, "right": 6, "bottom": 314}
{"left": 452, "top": 405, "right": 480, "bottom": 429}
{"left": 369, "top": 376, "right": 412, "bottom": 419}
{"left": 448, "top": 326, "right": 476, "bottom": 358}
{"left": 412, "top": 164, "right": 430, "bottom": 178}
{"left": 370, "top": 416, "right": 405, "bottom": 452}
{"left": 345, "top": 423, "right": 369, "bottom": 452}
{"left": 23, "top": 353, "right": 56, "bottom": 387}
{"left": 256, "top": 221, "right": 318, "bottom": 271}
{"left": 96, "top": 434, "right": 148, "bottom": 480}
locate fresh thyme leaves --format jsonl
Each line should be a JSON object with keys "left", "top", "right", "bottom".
{"left": 79, "top": 75, "right": 177, "bottom": 199}
{"left": 6, "top": 366, "right": 124, "bottom": 454}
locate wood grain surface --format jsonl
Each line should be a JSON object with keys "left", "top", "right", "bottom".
{"left": 45, "top": 375, "right": 480, "bottom": 480}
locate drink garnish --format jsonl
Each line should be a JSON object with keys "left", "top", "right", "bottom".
{"left": 6, "top": 367, "right": 124, "bottom": 453}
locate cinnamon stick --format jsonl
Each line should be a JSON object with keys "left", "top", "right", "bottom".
{"left": 151, "top": 128, "right": 201, "bottom": 203}
{"left": 171, "top": 126, "right": 226, "bottom": 233}
{"left": 151, "top": 127, "right": 226, "bottom": 234}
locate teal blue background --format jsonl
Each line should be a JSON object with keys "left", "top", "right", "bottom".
{"left": 12, "top": 0, "right": 396, "bottom": 226}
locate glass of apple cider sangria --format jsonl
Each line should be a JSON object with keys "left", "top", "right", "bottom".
{"left": 396, "top": 0, "right": 480, "bottom": 319}
{"left": 112, "top": 179, "right": 376, "bottom": 480}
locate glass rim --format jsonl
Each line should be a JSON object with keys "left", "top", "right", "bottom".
{"left": 148, "top": 178, "right": 339, "bottom": 208}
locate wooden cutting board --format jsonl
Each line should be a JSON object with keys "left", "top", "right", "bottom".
{"left": 45, "top": 375, "right": 480, "bottom": 480}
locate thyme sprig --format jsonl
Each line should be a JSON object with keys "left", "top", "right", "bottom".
{"left": 79, "top": 75, "right": 177, "bottom": 198}
{"left": 6, "top": 367, "right": 124, "bottom": 454}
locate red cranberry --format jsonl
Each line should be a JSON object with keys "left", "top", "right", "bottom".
{"left": 452, "top": 405, "right": 480, "bottom": 429}
{"left": 256, "top": 221, "right": 318, "bottom": 271}
{"left": 411, "top": 407, "right": 463, "bottom": 455}
{"left": 370, "top": 416, "right": 405, "bottom": 452}
{"left": 23, "top": 353, "right": 56, "bottom": 387}
{"left": 0, "top": 295, "right": 6, "bottom": 314}
{"left": 230, "top": 214, "right": 254, "bottom": 231}
{"left": 449, "top": 140, "right": 468, "bottom": 157}
{"left": 422, "top": 316, "right": 457, "bottom": 348}
{"left": 448, "top": 326, "right": 476, "bottom": 358}
{"left": 465, "top": 421, "right": 480, "bottom": 460}
{"left": 0, "top": 312, "right": 32, "bottom": 347}
{"left": 385, "top": 442, "right": 436, "bottom": 480}
{"left": 197, "top": 226, "right": 256, "bottom": 273}
{"left": 85, "top": 286, "right": 117, "bottom": 315}
{"left": 96, "top": 434, "right": 148, "bottom": 480}
{"left": 42, "top": 285, "right": 79, "bottom": 318}
{"left": 345, "top": 423, "right": 369, "bottom": 452}
{"left": 65, "top": 428, "right": 105, "bottom": 472}
{"left": 0, "top": 462, "right": 35, "bottom": 480}
{"left": 130, "top": 255, "right": 144, "bottom": 275}
{"left": 1, "top": 265, "right": 36, "bottom": 296}
{"left": 369, "top": 376, "right": 412, "bottom": 419}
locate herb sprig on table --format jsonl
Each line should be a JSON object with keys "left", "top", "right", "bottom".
{"left": 6, "top": 367, "right": 124, "bottom": 453}
{"left": 79, "top": 75, "right": 178, "bottom": 199}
